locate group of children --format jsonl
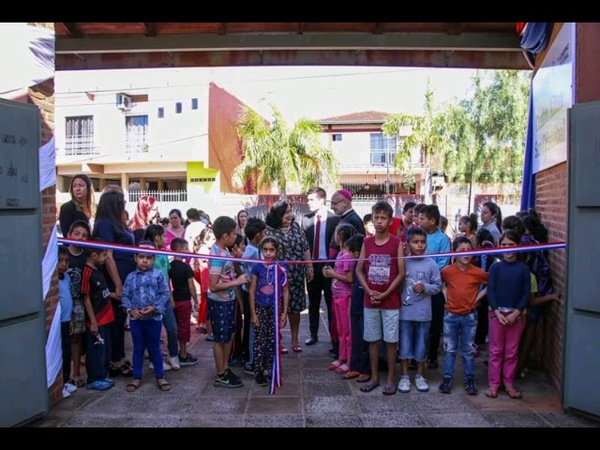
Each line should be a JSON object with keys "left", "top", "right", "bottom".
{"left": 58, "top": 199, "right": 559, "bottom": 400}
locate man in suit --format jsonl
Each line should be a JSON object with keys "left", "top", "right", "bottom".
{"left": 302, "top": 187, "right": 340, "bottom": 348}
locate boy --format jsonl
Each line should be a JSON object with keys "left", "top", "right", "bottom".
{"left": 397, "top": 227, "right": 442, "bottom": 393}
{"left": 81, "top": 245, "right": 115, "bottom": 391}
{"left": 169, "top": 237, "right": 199, "bottom": 366}
{"left": 418, "top": 204, "right": 451, "bottom": 369}
{"left": 439, "top": 236, "right": 488, "bottom": 395}
{"left": 65, "top": 220, "right": 91, "bottom": 388}
{"left": 208, "top": 216, "right": 249, "bottom": 388}
{"left": 241, "top": 217, "right": 267, "bottom": 375}
{"left": 58, "top": 246, "right": 76, "bottom": 398}
{"left": 122, "top": 242, "right": 172, "bottom": 391}
{"left": 356, "top": 201, "right": 405, "bottom": 395}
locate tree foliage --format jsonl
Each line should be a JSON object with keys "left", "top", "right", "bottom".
{"left": 233, "top": 104, "right": 338, "bottom": 197}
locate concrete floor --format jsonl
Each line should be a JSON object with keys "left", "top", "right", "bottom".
{"left": 25, "top": 310, "right": 600, "bottom": 428}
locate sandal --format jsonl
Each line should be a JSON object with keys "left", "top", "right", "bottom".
{"left": 357, "top": 374, "right": 371, "bottom": 383}
{"left": 68, "top": 378, "right": 86, "bottom": 388}
{"left": 344, "top": 371, "right": 360, "bottom": 380}
{"left": 328, "top": 360, "right": 343, "bottom": 371}
{"left": 359, "top": 381, "right": 380, "bottom": 393}
{"left": 504, "top": 386, "right": 523, "bottom": 399}
{"left": 280, "top": 347, "right": 289, "bottom": 355}
{"left": 126, "top": 379, "right": 141, "bottom": 392}
{"left": 382, "top": 384, "right": 397, "bottom": 396}
{"left": 334, "top": 363, "right": 350, "bottom": 374}
{"left": 485, "top": 387, "right": 499, "bottom": 398}
{"left": 292, "top": 345, "right": 302, "bottom": 353}
{"left": 156, "top": 378, "right": 171, "bottom": 391}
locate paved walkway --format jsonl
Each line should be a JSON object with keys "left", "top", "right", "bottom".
{"left": 27, "top": 311, "right": 599, "bottom": 428}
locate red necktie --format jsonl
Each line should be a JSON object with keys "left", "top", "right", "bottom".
{"left": 314, "top": 213, "right": 322, "bottom": 259}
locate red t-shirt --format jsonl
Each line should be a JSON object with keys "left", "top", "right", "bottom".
{"left": 362, "top": 234, "right": 402, "bottom": 309}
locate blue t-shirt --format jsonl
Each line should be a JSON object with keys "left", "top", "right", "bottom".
{"left": 251, "top": 263, "right": 288, "bottom": 308}
{"left": 241, "top": 243, "right": 260, "bottom": 293}
{"left": 424, "top": 228, "right": 451, "bottom": 271}
{"left": 58, "top": 273, "right": 73, "bottom": 323}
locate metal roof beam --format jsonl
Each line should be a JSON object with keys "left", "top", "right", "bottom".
{"left": 56, "top": 32, "right": 522, "bottom": 55}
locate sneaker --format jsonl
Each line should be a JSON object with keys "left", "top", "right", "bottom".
{"left": 244, "top": 363, "right": 254, "bottom": 376}
{"left": 225, "top": 367, "right": 242, "bottom": 384}
{"left": 86, "top": 379, "right": 114, "bottom": 391}
{"left": 415, "top": 376, "right": 429, "bottom": 392}
{"left": 439, "top": 376, "right": 453, "bottom": 394}
{"left": 149, "top": 361, "right": 172, "bottom": 371}
{"left": 464, "top": 379, "right": 478, "bottom": 395}
{"left": 103, "top": 378, "right": 115, "bottom": 388}
{"left": 62, "top": 386, "right": 72, "bottom": 398}
{"left": 397, "top": 377, "right": 411, "bottom": 393}
{"left": 168, "top": 355, "right": 181, "bottom": 370}
{"left": 254, "top": 373, "right": 268, "bottom": 386}
{"left": 64, "top": 382, "right": 78, "bottom": 394}
{"left": 427, "top": 357, "right": 439, "bottom": 369}
{"left": 214, "top": 370, "right": 243, "bottom": 388}
{"left": 179, "top": 353, "right": 199, "bottom": 366}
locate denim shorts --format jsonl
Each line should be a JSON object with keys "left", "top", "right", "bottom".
{"left": 207, "top": 297, "right": 236, "bottom": 343}
{"left": 363, "top": 307, "right": 399, "bottom": 343}
{"left": 398, "top": 320, "right": 430, "bottom": 361}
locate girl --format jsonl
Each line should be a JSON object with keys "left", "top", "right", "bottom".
{"left": 485, "top": 229, "right": 531, "bottom": 400}
{"left": 229, "top": 233, "right": 249, "bottom": 367}
{"left": 479, "top": 202, "right": 502, "bottom": 246}
{"left": 143, "top": 224, "right": 180, "bottom": 371}
{"left": 473, "top": 228, "right": 497, "bottom": 354}
{"left": 236, "top": 209, "right": 249, "bottom": 238}
{"left": 458, "top": 213, "right": 478, "bottom": 249}
{"left": 323, "top": 223, "right": 358, "bottom": 374}
{"left": 193, "top": 226, "right": 216, "bottom": 339}
{"left": 249, "top": 236, "right": 290, "bottom": 386}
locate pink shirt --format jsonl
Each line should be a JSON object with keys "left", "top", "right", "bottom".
{"left": 332, "top": 250, "right": 355, "bottom": 298}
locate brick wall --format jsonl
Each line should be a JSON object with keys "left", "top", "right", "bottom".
{"left": 28, "top": 23, "right": 61, "bottom": 406}
{"left": 534, "top": 162, "right": 567, "bottom": 392}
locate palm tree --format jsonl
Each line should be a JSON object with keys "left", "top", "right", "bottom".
{"left": 233, "top": 103, "right": 338, "bottom": 199}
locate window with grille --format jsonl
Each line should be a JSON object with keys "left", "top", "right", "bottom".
{"left": 126, "top": 115, "right": 149, "bottom": 153}
{"left": 191, "top": 98, "right": 198, "bottom": 110}
{"left": 370, "top": 133, "right": 397, "bottom": 166}
{"left": 158, "top": 107, "right": 164, "bottom": 118}
{"left": 65, "top": 116, "right": 96, "bottom": 155}
{"left": 176, "top": 102, "right": 182, "bottom": 114}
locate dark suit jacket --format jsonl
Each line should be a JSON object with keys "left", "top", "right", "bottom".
{"left": 302, "top": 211, "right": 340, "bottom": 261}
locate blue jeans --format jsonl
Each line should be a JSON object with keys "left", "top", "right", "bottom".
{"left": 130, "top": 318, "right": 164, "bottom": 379}
{"left": 162, "top": 302, "right": 179, "bottom": 358}
{"left": 442, "top": 310, "right": 478, "bottom": 380}
{"left": 399, "top": 320, "right": 430, "bottom": 362}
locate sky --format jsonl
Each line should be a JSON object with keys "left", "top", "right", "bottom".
{"left": 56, "top": 66, "right": 482, "bottom": 122}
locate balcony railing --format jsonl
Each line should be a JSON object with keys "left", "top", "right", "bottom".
{"left": 64, "top": 136, "right": 98, "bottom": 156}
{"left": 128, "top": 190, "right": 187, "bottom": 203}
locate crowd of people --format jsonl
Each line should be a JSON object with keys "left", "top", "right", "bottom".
{"left": 56, "top": 174, "right": 561, "bottom": 400}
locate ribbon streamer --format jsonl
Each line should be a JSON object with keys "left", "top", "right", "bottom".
{"left": 269, "top": 262, "right": 282, "bottom": 394}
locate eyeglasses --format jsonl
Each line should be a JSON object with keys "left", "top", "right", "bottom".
{"left": 331, "top": 199, "right": 343, "bottom": 205}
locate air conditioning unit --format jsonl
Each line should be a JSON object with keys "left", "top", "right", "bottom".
{"left": 116, "top": 93, "right": 132, "bottom": 111}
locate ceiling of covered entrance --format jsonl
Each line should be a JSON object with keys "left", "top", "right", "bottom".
{"left": 54, "top": 22, "right": 530, "bottom": 71}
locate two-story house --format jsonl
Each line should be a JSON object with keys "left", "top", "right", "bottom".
{"left": 55, "top": 76, "right": 251, "bottom": 219}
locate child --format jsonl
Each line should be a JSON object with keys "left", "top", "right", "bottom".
{"left": 65, "top": 220, "right": 91, "bottom": 388}
{"left": 193, "top": 226, "right": 216, "bottom": 339}
{"left": 438, "top": 236, "right": 489, "bottom": 395}
{"left": 58, "top": 246, "right": 77, "bottom": 398}
{"left": 249, "top": 236, "right": 290, "bottom": 386}
{"left": 418, "top": 204, "right": 451, "bottom": 369}
{"left": 208, "top": 216, "right": 249, "bottom": 388}
{"left": 229, "top": 233, "right": 248, "bottom": 367}
{"left": 241, "top": 217, "right": 267, "bottom": 375}
{"left": 397, "top": 227, "right": 442, "bottom": 393}
{"left": 485, "top": 229, "right": 531, "bottom": 400}
{"left": 144, "top": 224, "right": 179, "bottom": 371}
{"left": 458, "top": 213, "right": 479, "bottom": 249}
{"left": 323, "top": 223, "right": 358, "bottom": 374}
{"left": 473, "top": 228, "right": 497, "bottom": 354}
{"left": 169, "top": 238, "right": 199, "bottom": 366}
{"left": 121, "top": 242, "right": 172, "bottom": 392}
{"left": 356, "top": 201, "right": 405, "bottom": 395}
{"left": 345, "top": 234, "right": 370, "bottom": 382}
{"left": 362, "top": 213, "right": 375, "bottom": 237}
{"left": 81, "top": 246, "right": 115, "bottom": 391}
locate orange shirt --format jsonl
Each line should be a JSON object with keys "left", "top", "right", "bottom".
{"left": 441, "top": 263, "right": 488, "bottom": 315}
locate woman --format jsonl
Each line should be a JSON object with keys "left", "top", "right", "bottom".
{"left": 92, "top": 185, "right": 136, "bottom": 377}
{"left": 129, "top": 195, "right": 160, "bottom": 244}
{"left": 265, "top": 200, "right": 314, "bottom": 353}
{"left": 479, "top": 201, "right": 503, "bottom": 246}
{"left": 59, "top": 174, "right": 96, "bottom": 237}
{"left": 235, "top": 209, "right": 249, "bottom": 238}
{"left": 165, "top": 208, "right": 186, "bottom": 249}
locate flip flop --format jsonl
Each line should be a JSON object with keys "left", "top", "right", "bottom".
{"left": 156, "top": 379, "right": 171, "bottom": 391}
{"left": 335, "top": 363, "right": 350, "bottom": 374}
{"left": 382, "top": 384, "right": 397, "bottom": 396}
{"left": 485, "top": 387, "right": 499, "bottom": 398}
{"left": 359, "top": 381, "right": 379, "bottom": 393}
{"left": 357, "top": 374, "right": 371, "bottom": 383}
{"left": 126, "top": 379, "right": 141, "bottom": 392}
{"left": 343, "top": 371, "right": 360, "bottom": 380}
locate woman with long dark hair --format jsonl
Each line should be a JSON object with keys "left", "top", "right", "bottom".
{"left": 59, "top": 174, "right": 96, "bottom": 236}
{"left": 265, "top": 200, "right": 314, "bottom": 353}
{"left": 92, "top": 185, "right": 136, "bottom": 377}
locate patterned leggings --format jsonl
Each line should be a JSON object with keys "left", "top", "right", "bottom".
{"left": 253, "top": 305, "right": 276, "bottom": 376}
